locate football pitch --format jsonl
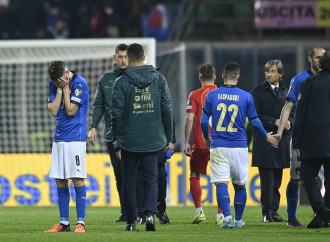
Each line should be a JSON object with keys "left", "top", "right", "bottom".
{"left": 0, "top": 206, "right": 329, "bottom": 241}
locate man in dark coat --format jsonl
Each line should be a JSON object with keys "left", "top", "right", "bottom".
{"left": 251, "top": 60, "right": 294, "bottom": 223}
{"left": 292, "top": 51, "right": 330, "bottom": 229}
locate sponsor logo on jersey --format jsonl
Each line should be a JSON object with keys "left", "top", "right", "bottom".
{"left": 75, "top": 89, "right": 83, "bottom": 96}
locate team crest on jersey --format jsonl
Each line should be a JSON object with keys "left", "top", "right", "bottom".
{"left": 288, "top": 86, "right": 294, "bottom": 94}
{"left": 75, "top": 89, "right": 83, "bottom": 96}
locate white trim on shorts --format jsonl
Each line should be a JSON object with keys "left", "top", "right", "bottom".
{"left": 210, "top": 147, "right": 249, "bottom": 185}
{"left": 49, "top": 141, "right": 87, "bottom": 179}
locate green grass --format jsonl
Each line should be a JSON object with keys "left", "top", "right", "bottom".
{"left": 0, "top": 206, "right": 329, "bottom": 241}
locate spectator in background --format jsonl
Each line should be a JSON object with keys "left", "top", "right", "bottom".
{"left": 46, "top": 1, "right": 70, "bottom": 39}
{"left": 141, "top": 1, "right": 169, "bottom": 41}
{"left": 89, "top": 2, "right": 120, "bottom": 38}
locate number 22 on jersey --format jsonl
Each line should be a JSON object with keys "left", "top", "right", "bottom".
{"left": 216, "top": 103, "right": 238, "bottom": 132}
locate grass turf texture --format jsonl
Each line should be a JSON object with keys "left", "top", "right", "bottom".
{"left": 0, "top": 206, "right": 329, "bottom": 241}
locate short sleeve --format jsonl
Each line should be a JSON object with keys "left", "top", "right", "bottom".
{"left": 186, "top": 92, "right": 198, "bottom": 114}
{"left": 71, "top": 80, "right": 88, "bottom": 106}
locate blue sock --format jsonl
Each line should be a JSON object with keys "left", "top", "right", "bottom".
{"left": 216, "top": 183, "right": 231, "bottom": 217}
{"left": 287, "top": 182, "right": 299, "bottom": 222}
{"left": 234, "top": 187, "right": 247, "bottom": 221}
{"left": 57, "top": 187, "right": 70, "bottom": 222}
{"left": 75, "top": 185, "right": 86, "bottom": 223}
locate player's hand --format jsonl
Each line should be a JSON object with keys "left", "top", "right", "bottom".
{"left": 284, "top": 120, "right": 291, "bottom": 130}
{"left": 164, "top": 142, "right": 174, "bottom": 154}
{"left": 273, "top": 133, "right": 282, "bottom": 142}
{"left": 275, "top": 119, "right": 280, "bottom": 127}
{"left": 265, "top": 132, "right": 278, "bottom": 148}
{"left": 88, "top": 128, "right": 97, "bottom": 146}
{"left": 204, "top": 138, "right": 211, "bottom": 149}
{"left": 57, "top": 76, "right": 70, "bottom": 89}
{"left": 184, "top": 143, "right": 192, "bottom": 156}
{"left": 116, "top": 149, "right": 121, "bottom": 160}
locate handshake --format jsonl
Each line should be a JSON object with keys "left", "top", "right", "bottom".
{"left": 266, "top": 132, "right": 283, "bottom": 149}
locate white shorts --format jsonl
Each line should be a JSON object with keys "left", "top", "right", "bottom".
{"left": 49, "top": 142, "right": 87, "bottom": 179}
{"left": 210, "top": 147, "right": 249, "bottom": 185}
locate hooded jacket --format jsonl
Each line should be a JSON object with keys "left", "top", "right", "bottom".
{"left": 111, "top": 65, "right": 173, "bottom": 152}
{"left": 90, "top": 64, "right": 125, "bottom": 142}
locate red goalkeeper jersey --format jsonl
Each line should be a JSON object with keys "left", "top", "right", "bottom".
{"left": 186, "top": 84, "right": 217, "bottom": 149}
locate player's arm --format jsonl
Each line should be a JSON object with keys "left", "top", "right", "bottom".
{"left": 48, "top": 88, "right": 63, "bottom": 117}
{"left": 200, "top": 110, "right": 211, "bottom": 149}
{"left": 63, "top": 86, "right": 79, "bottom": 116}
{"left": 184, "top": 112, "right": 195, "bottom": 156}
{"left": 276, "top": 100, "right": 294, "bottom": 138}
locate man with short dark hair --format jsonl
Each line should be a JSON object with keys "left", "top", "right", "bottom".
{"left": 45, "top": 60, "right": 89, "bottom": 233}
{"left": 201, "top": 62, "right": 278, "bottom": 229}
{"left": 111, "top": 43, "right": 174, "bottom": 232}
{"left": 88, "top": 43, "right": 128, "bottom": 222}
{"left": 292, "top": 50, "right": 330, "bottom": 228}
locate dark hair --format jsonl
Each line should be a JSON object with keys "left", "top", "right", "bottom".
{"left": 223, "top": 62, "right": 240, "bottom": 80}
{"left": 48, "top": 61, "right": 66, "bottom": 81}
{"left": 115, "top": 43, "right": 128, "bottom": 54}
{"left": 319, "top": 51, "right": 330, "bottom": 71}
{"left": 198, "top": 64, "right": 215, "bottom": 81}
{"left": 308, "top": 47, "right": 324, "bottom": 58}
{"left": 127, "top": 43, "right": 144, "bottom": 62}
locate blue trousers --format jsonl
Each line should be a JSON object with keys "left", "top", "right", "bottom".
{"left": 121, "top": 149, "right": 159, "bottom": 223}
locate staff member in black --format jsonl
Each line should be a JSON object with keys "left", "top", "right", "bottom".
{"left": 293, "top": 51, "right": 330, "bottom": 229}
{"left": 251, "top": 60, "right": 294, "bottom": 223}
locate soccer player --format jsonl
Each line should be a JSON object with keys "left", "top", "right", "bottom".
{"left": 111, "top": 43, "right": 174, "bottom": 232}
{"left": 292, "top": 51, "right": 330, "bottom": 228}
{"left": 45, "top": 61, "right": 89, "bottom": 233}
{"left": 88, "top": 43, "right": 128, "bottom": 222}
{"left": 201, "top": 62, "right": 278, "bottom": 229}
{"left": 275, "top": 47, "right": 325, "bottom": 228}
{"left": 184, "top": 63, "right": 224, "bottom": 224}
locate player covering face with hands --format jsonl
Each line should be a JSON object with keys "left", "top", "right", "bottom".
{"left": 45, "top": 60, "right": 89, "bottom": 233}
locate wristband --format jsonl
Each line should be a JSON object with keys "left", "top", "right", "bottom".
{"left": 57, "top": 88, "right": 63, "bottom": 93}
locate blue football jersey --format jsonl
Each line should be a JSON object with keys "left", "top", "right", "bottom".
{"left": 286, "top": 68, "right": 313, "bottom": 106}
{"left": 48, "top": 73, "right": 89, "bottom": 142}
{"left": 203, "top": 85, "right": 258, "bottom": 148}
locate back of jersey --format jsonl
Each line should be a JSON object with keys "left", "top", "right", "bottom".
{"left": 203, "top": 85, "right": 258, "bottom": 148}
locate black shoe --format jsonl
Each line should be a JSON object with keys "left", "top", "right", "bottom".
{"left": 272, "top": 213, "right": 287, "bottom": 222}
{"left": 114, "top": 214, "right": 127, "bottom": 222}
{"left": 308, "top": 208, "right": 330, "bottom": 229}
{"left": 125, "top": 223, "right": 136, "bottom": 231}
{"left": 263, "top": 214, "right": 274, "bottom": 223}
{"left": 158, "top": 211, "right": 170, "bottom": 224}
{"left": 146, "top": 216, "right": 156, "bottom": 231}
